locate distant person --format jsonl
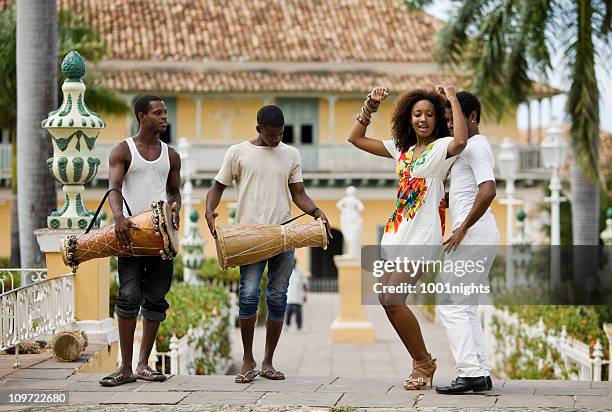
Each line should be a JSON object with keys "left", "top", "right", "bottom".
{"left": 285, "top": 258, "right": 309, "bottom": 331}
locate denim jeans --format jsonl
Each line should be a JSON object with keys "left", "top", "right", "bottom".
{"left": 285, "top": 303, "right": 303, "bottom": 329}
{"left": 239, "top": 250, "right": 294, "bottom": 321}
{"left": 115, "top": 256, "right": 173, "bottom": 321}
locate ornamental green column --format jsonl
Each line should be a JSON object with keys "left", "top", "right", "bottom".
{"left": 41, "top": 51, "right": 104, "bottom": 230}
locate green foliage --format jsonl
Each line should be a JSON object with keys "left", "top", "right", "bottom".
{"left": 0, "top": 6, "right": 16, "bottom": 131}
{"left": 494, "top": 305, "right": 610, "bottom": 380}
{"left": 0, "top": 6, "right": 129, "bottom": 136}
{"left": 157, "top": 285, "right": 230, "bottom": 350}
{"left": 156, "top": 285, "right": 231, "bottom": 375}
{"left": 172, "top": 256, "right": 240, "bottom": 285}
{"left": 172, "top": 254, "right": 184, "bottom": 282}
{"left": 199, "top": 258, "right": 240, "bottom": 283}
{"left": 0, "top": 256, "right": 12, "bottom": 268}
{"left": 431, "top": 0, "right": 611, "bottom": 181}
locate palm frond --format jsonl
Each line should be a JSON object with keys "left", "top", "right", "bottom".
{"left": 434, "top": 0, "right": 485, "bottom": 65}
{"left": 83, "top": 80, "right": 130, "bottom": 116}
{"left": 524, "top": 0, "right": 553, "bottom": 77}
{"left": 565, "top": 0, "right": 600, "bottom": 181}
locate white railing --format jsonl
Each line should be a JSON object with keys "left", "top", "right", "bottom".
{"left": 84, "top": 141, "right": 547, "bottom": 180}
{"left": 0, "top": 272, "right": 75, "bottom": 365}
{"left": 483, "top": 306, "right": 609, "bottom": 381}
{"left": 1, "top": 268, "right": 49, "bottom": 293}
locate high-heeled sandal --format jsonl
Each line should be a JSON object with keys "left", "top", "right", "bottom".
{"left": 404, "top": 353, "right": 437, "bottom": 390}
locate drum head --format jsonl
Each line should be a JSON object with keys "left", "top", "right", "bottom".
{"left": 161, "top": 202, "right": 180, "bottom": 255}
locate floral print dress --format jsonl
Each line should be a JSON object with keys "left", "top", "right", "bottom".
{"left": 381, "top": 137, "right": 456, "bottom": 257}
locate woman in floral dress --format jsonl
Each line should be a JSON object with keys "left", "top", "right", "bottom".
{"left": 348, "top": 86, "right": 467, "bottom": 389}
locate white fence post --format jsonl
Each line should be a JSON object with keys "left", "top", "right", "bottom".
{"left": 592, "top": 339, "right": 603, "bottom": 381}
{"left": 170, "top": 334, "right": 179, "bottom": 375}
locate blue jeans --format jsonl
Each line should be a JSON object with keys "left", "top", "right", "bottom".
{"left": 239, "top": 250, "right": 294, "bottom": 322}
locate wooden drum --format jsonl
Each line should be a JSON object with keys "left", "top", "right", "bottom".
{"left": 60, "top": 200, "right": 179, "bottom": 268}
{"left": 215, "top": 219, "right": 328, "bottom": 270}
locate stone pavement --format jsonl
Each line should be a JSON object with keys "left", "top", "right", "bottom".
{"left": 230, "top": 293, "right": 457, "bottom": 381}
{"left": 0, "top": 373, "right": 610, "bottom": 410}
{"left": 0, "top": 294, "right": 610, "bottom": 410}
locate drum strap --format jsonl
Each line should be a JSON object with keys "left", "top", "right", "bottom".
{"left": 85, "top": 189, "right": 133, "bottom": 234}
{"left": 280, "top": 207, "right": 319, "bottom": 226}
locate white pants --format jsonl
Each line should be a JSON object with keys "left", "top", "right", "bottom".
{"left": 437, "top": 229, "right": 499, "bottom": 377}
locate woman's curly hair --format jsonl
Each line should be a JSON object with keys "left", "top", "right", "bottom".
{"left": 390, "top": 89, "right": 450, "bottom": 153}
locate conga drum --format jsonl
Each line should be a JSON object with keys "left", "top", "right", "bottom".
{"left": 215, "top": 219, "right": 328, "bottom": 270}
{"left": 60, "top": 200, "right": 179, "bottom": 268}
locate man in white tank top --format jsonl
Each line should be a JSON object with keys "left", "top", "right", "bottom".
{"left": 206, "top": 105, "right": 332, "bottom": 384}
{"left": 436, "top": 92, "right": 499, "bottom": 394}
{"left": 101, "top": 95, "right": 182, "bottom": 387}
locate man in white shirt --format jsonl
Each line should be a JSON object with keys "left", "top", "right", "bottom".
{"left": 286, "top": 258, "right": 309, "bottom": 331}
{"left": 436, "top": 92, "right": 499, "bottom": 394}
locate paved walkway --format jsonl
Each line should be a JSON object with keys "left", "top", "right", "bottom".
{"left": 0, "top": 294, "right": 610, "bottom": 410}
{"left": 230, "top": 293, "right": 457, "bottom": 381}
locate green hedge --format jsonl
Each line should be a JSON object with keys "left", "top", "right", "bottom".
{"left": 172, "top": 255, "right": 239, "bottom": 284}
{"left": 157, "top": 284, "right": 231, "bottom": 375}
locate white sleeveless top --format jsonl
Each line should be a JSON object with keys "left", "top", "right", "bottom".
{"left": 122, "top": 137, "right": 170, "bottom": 216}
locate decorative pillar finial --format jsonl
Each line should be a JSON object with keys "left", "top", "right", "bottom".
{"left": 42, "top": 51, "right": 103, "bottom": 229}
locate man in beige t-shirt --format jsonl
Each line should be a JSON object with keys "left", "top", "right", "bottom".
{"left": 205, "top": 105, "right": 331, "bottom": 384}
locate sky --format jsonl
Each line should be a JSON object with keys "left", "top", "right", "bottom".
{"left": 425, "top": 1, "right": 612, "bottom": 134}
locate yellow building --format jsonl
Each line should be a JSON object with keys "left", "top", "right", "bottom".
{"left": 0, "top": 0, "right": 557, "bottom": 283}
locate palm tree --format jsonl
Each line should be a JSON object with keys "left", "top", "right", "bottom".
{"left": 406, "top": 0, "right": 610, "bottom": 246}
{"left": 5, "top": 4, "right": 128, "bottom": 268}
{"left": 16, "top": 0, "right": 58, "bottom": 270}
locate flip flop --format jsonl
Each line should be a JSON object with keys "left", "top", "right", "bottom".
{"left": 235, "top": 369, "right": 259, "bottom": 383}
{"left": 135, "top": 366, "right": 167, "bottom": 382}
{"left": 99, "top": 371, "right": 137, "bottom": 387}
{"left": 261, "top": 369, "right": 285, "bottom": 380}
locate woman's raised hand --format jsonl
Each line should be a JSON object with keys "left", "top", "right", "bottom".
{"left": 437, "top": 85, "right": 457, "bottom": 100}
{"left": 369, "top": 87, "right": 389, "bottom": 103}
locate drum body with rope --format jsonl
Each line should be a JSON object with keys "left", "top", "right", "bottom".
{"left": 60, "top": 200, "right": 179, "bottom": 268}
{"left": 215, "top": 219, "right": 328, "bottom": 270}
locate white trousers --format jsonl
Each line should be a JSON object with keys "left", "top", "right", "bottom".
{"left": 437, "top": 229, "right": 499, "bottom": 377}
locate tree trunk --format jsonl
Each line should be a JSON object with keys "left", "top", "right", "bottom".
{"left": 570, "top": 159, "right": 600, "bottom": 245}
{"left": 16, "top": 1, "right": 58, "bottom": 271}
{"left": 9, "top": 128, "right": 19, "bottom": 267}
{"left": 10, "top": 196, "right": 19, "bottom": 267}
{"left": 570, "top": 158, "right": 600, "bottom": 298}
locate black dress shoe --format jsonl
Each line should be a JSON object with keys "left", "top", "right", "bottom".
{"left": 436, "top": 376, "right": 489, "bottom": 394}
{"left": 450, "top": 375, "right": 492, "bottom": 389}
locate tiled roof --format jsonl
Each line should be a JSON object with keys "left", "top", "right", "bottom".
{"left": 100, "top": 70, "right": 457, "bottom": 94}
{"left": 50, "top": 0, "right": 438, "bottom": 63}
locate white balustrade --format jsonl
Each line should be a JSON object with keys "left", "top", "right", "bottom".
{"left": 1, "top": 271, "right": 75, "bottom": 367}
{"left": 482, "top": 306, "right": 608, "bottom": 381}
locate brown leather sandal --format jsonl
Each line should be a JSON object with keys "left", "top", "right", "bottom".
{"left": 404, "top": 353, "right": 437, "bottom": 390}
